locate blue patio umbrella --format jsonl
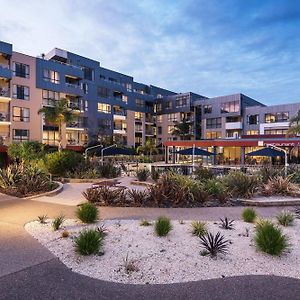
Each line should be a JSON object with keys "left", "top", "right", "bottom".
{"left": 98, "top": 147, "right": 135, "bottom": 156}
{"left": 173, "top": 147, "right": 216, "bottom": 156}
{"left": 246, "top": 147, "right": 285, "bottom": 157}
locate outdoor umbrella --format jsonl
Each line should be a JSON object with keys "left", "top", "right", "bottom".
{"left": 98, "top": 147, "right": 135, "bottom": 156}
{"left": 246, "top": 147, "right": 285, "bottom": 157}
{"left": 173, "top": 147, "right": 215, "bottom": 156}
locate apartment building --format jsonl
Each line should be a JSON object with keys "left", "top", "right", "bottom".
{"left": 1, "top": 39, "right": 300, "bottom": 164}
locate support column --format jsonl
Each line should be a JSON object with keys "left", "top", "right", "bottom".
{"left": 240, "top": 146, "right": 245, "bottom": 166}
{"left": 172, "top": 146, "right": 176, "bottom": 164}
{"left": 212, "top": 146, "right": 217, "bottom": 165}
{"left": 165, "top": 146, "right": 169, "bottom": 164}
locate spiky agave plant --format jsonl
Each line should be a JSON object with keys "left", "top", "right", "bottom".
{"left": 220, "top": 217, "right": 235, "bottom": 230}
{"left": 199, "top": 232, "right": 230, "bottom": 258}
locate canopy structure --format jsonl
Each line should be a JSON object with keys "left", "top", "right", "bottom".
{"left": 173, "top": 147, "right": 216, "bottom": 156}
{"left": 99, "top": 147, "right": 135, "bottom": 156}
{"left": 246, "top": 147, "right": 285, "bottom": 157}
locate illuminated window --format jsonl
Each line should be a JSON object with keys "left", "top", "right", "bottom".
{"left": 43, "top": 69, "right": 60, "bottom": 84}
{"left": 13, "top": 107, "right": 30, "bottom": 122}
{"left": 97, "top": 103, "right": 111, "bottom": 114}
{"left": 221, "top": 101, "right": 240, "bottom": 113}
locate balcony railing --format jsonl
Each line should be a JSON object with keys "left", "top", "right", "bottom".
{"left": 0, "top": 63, "right": 9, "bottom": 69}
{"left": 66, "top": 121, "right": 85, "bottom": 128}
{"left": 0, "top": 88, "right": 10, "bottom": 98}
{"left": 0, "top": 112, "right": 10, "bottom": 122}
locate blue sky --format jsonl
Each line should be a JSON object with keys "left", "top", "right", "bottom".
{"left": 0, "top": 0, "right": 299, "bottom": 104}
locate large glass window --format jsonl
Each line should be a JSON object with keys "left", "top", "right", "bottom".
{"left": 265, "top": 112, "right": 289, "bottom": 123}
{"left": 165, "top": 101, "right": 172, "bottom": 109}
{"left": 43, "top": 69, "right": 60, "bottom": 84}
{"left": 168, "top": 113, "right": 177, "bottom": 122}
{"left": 221, "top": 101, "right": 240, "bottom": 113}
{"left": 82, "top": 67, "right": 94, "bottom": 81}
{"left": 13, "top": 62, "right": 29, "bottom": 78}
{"left": 247, "top": 114, "right": 259, "bottom": 125}
{"left": 206, "top": 117, "right": 222, "bottom": 129}
{"left": 135, "top": 99, "right": 144, "bottom": 108}
{"left": 13, "top": 129, "right": 29, "bottom": 141}
{"left": 13, "top": 107, "right": 30, "bottom": 122}
{"left": 42, "top": 90, "right": 60, "bottom": 106}
{"left": 134, "top": 112, "right": 142, "bottom": 120}
{"left": 43, "top": 129, "right": 59, "bottom": 146}
{"left": 97, "top": 87, "right": 110, "bottom": 98}
{"left": 12, "top": 85, "right": 29, "bottom": 100}
{"left": 203, "top": 105, "right": 212, "bottom": 114}
{"left": 264, "top": 129, "right": 288, "bottom": 135}
{"left": 246, "top": 130, "right": 259, "bottom": 135}
{"left": 206, "top": 131, "right": 221, "bottom": 139}
{"left": 97, "top": 103, "right": 111, "bottom": 113}
{"left": 175, "top": 96, "right": 188, "bottom": 108}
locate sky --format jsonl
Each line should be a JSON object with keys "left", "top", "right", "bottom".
{"left": 0, "top": 0, "right": 300, "bottom": 105}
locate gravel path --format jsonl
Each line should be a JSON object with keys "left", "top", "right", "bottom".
{"left": 25, "top": 218, "right": 300, "bottom": 285}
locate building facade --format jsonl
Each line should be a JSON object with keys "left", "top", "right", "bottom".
{"left": 1, "top": 40, "right": 300, "bottom": 163}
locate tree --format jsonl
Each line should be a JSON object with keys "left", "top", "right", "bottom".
{"left": 171, "top": 118, "right": 193, "bottom": 140}
{"left": 137, "top": 139, "right": 158, "bottom": 157}
{"left": 287, "top": 110, "right": 300, "bottom": 136}
{"left": 38, "top": 98, "right": 74, "bottom": 152}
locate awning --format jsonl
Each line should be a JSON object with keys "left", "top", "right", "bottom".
{"left": 173, "top": 147, "right": 216, "bottom": 156}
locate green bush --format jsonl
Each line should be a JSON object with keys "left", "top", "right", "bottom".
{"left": 151, "top": 168, "right": 160, "bottom": 181}
{"left": 76, "top": 203, "right": 98, "bottom": 223}
{"left": 136, "top": 168, "right": 150, "bottom": 181}
{"left": 44, "top": 150, "right": 84, "bottom": 176}
{"left": 155, "top": 216, "right": 172, "bottom": 236}
{"left": 191, "top": 221, "right": 207, "bottom": 237}
{"left": 74, "top": 229, "right": 104, "bottom": 255}
{"left": 223, "top": 171, "right": 259, "bottom": 198}
{"left": 52, "top": 215, "right": 65, "bottom": 231}
{"left": 204, "top": 178, "right": 228, "bottom": 201}
{"left": 255, "top": 220, "right": 289, "bottom": 255}
{"left": 242, "top": 208, "right": 257, "bottom": 223}
{"left": 194, "top": 166, "right": 214, "bottom": 182}
{"left": 276, "top": 211, "right": 295, "bottom": 227}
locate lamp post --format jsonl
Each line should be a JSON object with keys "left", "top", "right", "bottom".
{"left": 266, "top": 144, "right": 288, "bottom": 177}
{"left": 101, "top": 144, "right": 117, "bottom": 165}
{"left": 84, "top": 144, "right": 103, "bottom": 160}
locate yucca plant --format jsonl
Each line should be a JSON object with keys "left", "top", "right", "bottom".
{"left": 74, "top": 229, "right": 104, "bottom": 255}
{"left": 136, "top": 168, "right": 150, "bottom": 181}
{"left": 127, "top": 189, "right": 148, "bottom": 206}
{"left": 0, "top": 164, "right": 22, "bottom": 188}
{"left": 261, "top": 175, "right": 299, "bottom": 196}
{"left": 199, "top": 232, "right": 230, "bottom": 258}
{"left": 76, "top": 203, "right": 98, "bottom": 223}
{"left": 255, "top": 220, "right": 289, "bottom": 256}
{"left": 223, "top": 171, "right": 258, "bottom": 198}
{"left": 220, "top": 217, "right": 235, "bottom": 230}
{"left": 37, "top": 214, "right": 47, "bottom": 224}
{"left": 52, "top": 214, "right": 65, "bottom": 231}
{"left": 276, "top": 211, "right": 295, "bottom": 227}
{"left": 242, "top": 208, "right": 257, "bottom": 223}
{"left": 191, "top": 221, "right": 207, "bottom": 237}
{"left": 154, "top": 216, "right": 172, "bottom": 236}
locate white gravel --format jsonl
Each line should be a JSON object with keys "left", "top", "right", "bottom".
{"left": 25, "top": 218, "right": 300, "bottom": 284}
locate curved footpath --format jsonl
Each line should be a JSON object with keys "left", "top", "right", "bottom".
{"left": 0, "top": 192, "right": 300, "bottom": 300}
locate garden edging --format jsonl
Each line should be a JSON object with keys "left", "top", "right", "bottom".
{"left": 23, "top": 181, "right": 64, "bottom": 200}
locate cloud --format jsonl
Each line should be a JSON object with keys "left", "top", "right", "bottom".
{"left": 0, "top": 0, "right": 299, "bottom": 105}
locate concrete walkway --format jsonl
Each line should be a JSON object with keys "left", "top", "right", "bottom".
{"left": 0, "top": 195, "right": 300, "bottom": 299}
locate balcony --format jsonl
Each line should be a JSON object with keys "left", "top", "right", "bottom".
{"left": 0, "top": 132, "right": 9, "bottom": 145}
{"left": 113, "top": 128, "right": 126, "bottom": 135}
{"left": 0, "top": 64, "right": 12, "bottom": 80}
{"left": 0, "top": 88, "right": 11, "bottom": 102}
{"left": 66, "top": 120, "right": 86, "bottom": 131}
{"left": 225, "top": 122, "right": 243, "bottom": 130}
{"left": 0, "top": 111, "right": 10, "bottom": 125}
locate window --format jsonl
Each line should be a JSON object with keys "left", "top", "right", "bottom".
{"left": 13, "top": 129, "right": 29, "bottom": 141}
{"left": 42, "top": 90, "right": 60, "bottom": 106}
{"left": 82, "top": 83, "right": 88, "bottom": 94}
{"left": 221, "top": 101, "right": 240, "bottom": 113}
{"left": 97, "top": 87, "right": 110, "bottom": 98}
{"left": 175, "top": 96, "right": 188, "bottom": 108}
{"left": 135, "top": 99, "right": 144, "bottom": 108}
{"left": 97, "top": 103, "right": 111, "bottom": 114}
{"left": 43, "top": 129, "right": 59, "bottom": 146}
{"left": 135, "top": 112, "right": 142, "bottom": 120}
{"left": 168, "top": 113, "right": 177, "bottom": 122}
{"left": 135, "top": 124, "right": 143, "bottom": 132}
{"left": 43, "top": 69, "right": 60, "bottom": 84}
{"left": 121, "top": 83, "right": 132, "bottom": 92}
{"left": 13, "top": 107, "right": 30, "bottom": 122}
{"left": 82, "top": 67, "right": 94, "bottom": 81}
{"left": 206, "top": 131, "right": 221, "bottom": 139}
{"left": 247, "top": 114, "right": 259, "bottom": 125}
{"left": 13, "top": 62, "right": 29, "bottom": 78}
{"left": 204, "top": 105, "right": 212, "bottom": 114}
{"left": 98, "top": 119, "right": 111, "bottom": 130}
{"left": 168, "top": 125, "right": 175, "bottom": 134}
{"left": 12, "top": 85, "right": 29, "bottom": 100}
{"left": 122, "top": 95, "right": 128, "bottom": 104}
{"left": 158, "top": 126, "right": 162, "bottom": 134}
{"left": 99, "top": 75, "right": 106, "bottom": 80}
{"left": 206, "top": 117, "right": 222, "bottom": 129}
{"left": 156, "top": 115, "right": 162, "bottom": 123}
{"left": 226, "top": 116, "right": 240, "bottom": 123}
{"left": 264, "top": 129, "right": 288, "bottom": 135}
{"left": 165, "top": 101, "right": 172, "bottom": 109}
{"left": 155, "top": 103, "right": 162, "bottom": 112}
{"left": 246, "top": 130, "right": 259, "bottom": 135}
{"left": 265, "top": 112, "right": 289, "bottom": 123}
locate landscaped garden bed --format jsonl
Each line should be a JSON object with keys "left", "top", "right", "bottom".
{"left": 25, "top": 207, "right": 300, "bottom": 284}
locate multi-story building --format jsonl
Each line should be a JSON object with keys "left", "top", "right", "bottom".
{"left": 1, "top": 39, "right": 300, "bottom": 164}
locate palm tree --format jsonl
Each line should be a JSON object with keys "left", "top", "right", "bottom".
{"left": 171, "top": 118, "right": 193, "bottom": 140}
{"left": 38, "top": 98, "right": 74, "bottom": 152}
{"left": 137, "top": 139, "right": 158, "bottom": 157}
{"left": 287, "top": 110, "right": 300, "bottom": 136}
